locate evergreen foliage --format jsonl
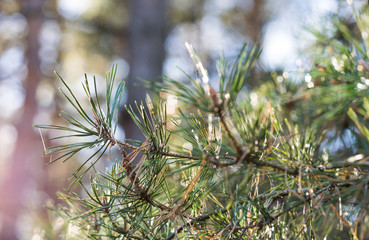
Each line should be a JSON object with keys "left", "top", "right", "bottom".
{"left": 36, "top": 6, "right": 369, "bottom": 239}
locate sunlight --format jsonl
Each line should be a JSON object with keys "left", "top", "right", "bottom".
{"left": 57, "top": 0, "right": 91, "bottom": 19}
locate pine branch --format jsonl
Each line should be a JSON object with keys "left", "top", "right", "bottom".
{"left": 117, "top": 139, "right": 367, "bottom": 177}
{"left": 234, "top": 182, "right": 354, "bottom": 238}
{"left": 35, "top": 14, "right": 369, "bottom": 237}
{"left": 164, "top": 207, "right": 229, "bottom": 240}
{"left": 215, "top": 105, "right": 243, "bottom": 154}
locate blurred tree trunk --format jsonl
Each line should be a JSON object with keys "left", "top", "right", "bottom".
{"left": 245, "top": 0, "right": 266, "bottom": 43}
{"left": 0, "top": 0, "right": 44, "bottom": 239}
{"left": 244, "top": 0, "right": 267, "bottom": 89}
{"left": 120, "top": 0, "right": 167, "bottom": 141}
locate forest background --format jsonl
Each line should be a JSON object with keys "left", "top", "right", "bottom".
{"left": 0, "top": 0, "right": 352, "bottom": 239}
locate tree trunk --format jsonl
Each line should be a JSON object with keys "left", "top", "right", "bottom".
{"left": 0, "top": 0, "right": 44, "bottom": 239}
{"left": 244, "top": 0, "right": 266, "bottom": 43}
{"left": 120, "top": 0, "right": 167, "bottom": 141}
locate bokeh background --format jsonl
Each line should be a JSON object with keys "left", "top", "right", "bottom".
{"left": 0, "top": 0, "right": 350, "bottom": 239}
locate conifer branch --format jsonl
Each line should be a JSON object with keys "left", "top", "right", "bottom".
{"left": 216, "top": 105, "right": 243, "bottom": 154}
{"left": 164, "top": 207, "right": 229, "bottom": 240}
{"left": 117, "top": 139, "right": 365, "bottom": 177}
{"left": 35, "top": 14, "right": 369, "bottom": 237}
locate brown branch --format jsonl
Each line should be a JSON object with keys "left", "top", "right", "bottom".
{"left": 216, "top": 106, "right": 243, "bottom": 154}
{"left": 116, "top": 139, "right": 367, "bottom": 178}
{"left": 115, "top": 132, "right": 357, "bottom": 238}
{"left": 117, "top": 139, "right": 295, "bottom": 174}
{"left": 164, "top": 207, "right": 229, "bottom": 240}
{"left": 119, "top": 146, "right": 169, "bottom": 211}
{"left": 101, "top": 198, "right": 128, "bottom": 234}
{"left": 234, "top": 182, "right": 354, "bottom": 237}
{"left": 251, "top": 158, "right": 298, "bottom": 175}
{"left": 118, "top": 141, "right": 197, "bottom": 224}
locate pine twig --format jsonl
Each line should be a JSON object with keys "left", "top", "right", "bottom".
{"left": 164, "top": 208, "right": 229, "bottom": 240}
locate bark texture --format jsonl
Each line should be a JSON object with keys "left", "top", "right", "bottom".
{"left": 121, "top": 0, "right": 168, "bottom": 141}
